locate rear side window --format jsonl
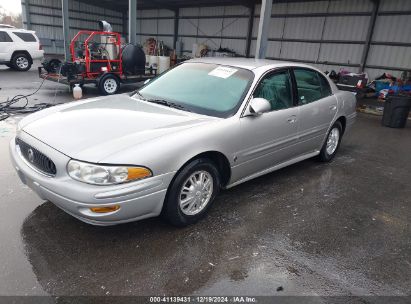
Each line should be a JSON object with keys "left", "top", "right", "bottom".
{"left": 318, "top": 73, "right": 332, "bottom": 97}
{"left": 0, "top": 31, "right": 12, "bottom": 42}
{"left": 12, "top": 32, "right": 37, "bottom": 42}
{"left": 293, "top": 68, "right": 322, "bottom": 105}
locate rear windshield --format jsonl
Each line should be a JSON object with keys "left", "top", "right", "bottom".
{"left": 13, "top": 32, "right": 36, "bottom": 42}
{"left": 137, "top": 62, "right": 254, "bottom": 118}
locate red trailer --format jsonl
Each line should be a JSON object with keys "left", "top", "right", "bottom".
{"left": 39, "top": 30, "right": 155, "bottom": 95}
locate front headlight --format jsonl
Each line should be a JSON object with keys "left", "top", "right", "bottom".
{"left": 67, "top": 160, "right": 152, "bottom": 185}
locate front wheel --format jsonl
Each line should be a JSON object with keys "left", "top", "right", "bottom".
{"left": 318, "top": 121, "right": 343, "bottom": 162}
{"left": 98, "top": 74, "right": 120, "bottom": 95}
{"left": 162, "top": 158, "right": 221, "bottom": 227}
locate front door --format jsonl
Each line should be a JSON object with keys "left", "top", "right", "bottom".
{"left": 236, "top": 69, "right": 299, "bottom": 179}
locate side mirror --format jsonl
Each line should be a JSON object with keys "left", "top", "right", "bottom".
{"left": 144, "top": 79, "right": 151, "bottom": 85}
{"left": 248, "top": 98, "right": 271, "bottom": 116}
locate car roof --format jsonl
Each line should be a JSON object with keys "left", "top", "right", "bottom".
{"left": 1, "top": 26, "right": 35, "bottom": 33}
{"left": 187, "top": 57, "right": 317, "bottom": 71}
{"left": 0, "top": 24, "right": 16, "bottom": 29}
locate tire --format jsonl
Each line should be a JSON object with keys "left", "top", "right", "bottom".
{"left": 98, "top": 74, "right": 120, "bottom": 95}
{"left": 318, "top": 121, "right": 343, "bottom": 162}
{"left": 44, "top": 59, "right": 62, "bottom": 73}
{"left": 11, "top": 53, "right": 32, "bottom": 71}
{"left": 162, "top": 158, "right": 221, "bottom": 227}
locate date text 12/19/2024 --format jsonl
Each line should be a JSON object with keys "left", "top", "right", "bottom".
{"left": 149, "top": 296, "right": 257, "bottom": 303}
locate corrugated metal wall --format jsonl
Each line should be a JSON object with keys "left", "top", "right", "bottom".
{"left": 21, "top": 0, "right": 123, "bottom": 55}
{"left": 366, "top": 0, "right": 411, "bottom": 79}
{"left": 22, "top": 0, "right": 411, "bottom": 80}
{"left": 136, "top": 5, "right": 251, "bottom": 56}
{"left": 134, "top": 0, "right": 411, "bottom": 79}
{"left": 250, "top": 0, "right": 411, "bottom": 79}
{"left": 137, "top": 8, "right": 174, "bottom": 49}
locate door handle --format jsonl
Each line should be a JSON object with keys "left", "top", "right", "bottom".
{"left": 329, "top": 105, "right": 337, "bottom": 111}
{"left": 287, "top": 116, "right": 297, "bottom": 123}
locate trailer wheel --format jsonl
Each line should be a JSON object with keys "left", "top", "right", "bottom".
{"left": 98, "top": 74, "right": 120, "bottom": 95}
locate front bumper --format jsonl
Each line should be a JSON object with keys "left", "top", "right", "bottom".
{"left": 9, "top": 132, "right": 174, "bottom": 225}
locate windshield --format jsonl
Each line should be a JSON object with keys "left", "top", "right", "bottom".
{"left": 136, "top": 62, "right": 254, "bottom": 118}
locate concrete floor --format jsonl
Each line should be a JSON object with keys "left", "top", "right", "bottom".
{"left": 0, "top": 63, "right": 410, "bottom": 299}
{"left": 0, "top": 61, "right": 141, "bottom": 107}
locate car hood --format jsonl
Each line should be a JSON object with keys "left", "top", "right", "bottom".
{"left": 22, "top": 95, "right": 216, "bottom": 162}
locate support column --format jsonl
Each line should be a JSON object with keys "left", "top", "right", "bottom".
{"left": 61, "top": 0, "right": 70, "bottom": 60}
{"left": 173, "top": 8, "right": 179, "bottom": 50}
{"left": 245, "top": 4, "right": 255, "bottom": 58}
{"left": 128, "top": 0, "right": 137, "bottom": 45}
{"left": 122, "top": 11, "right": 128, "bottom": 39}
{"left": 255, "top": 0, "right": 273, "bottom": 59}
{"left": 22, "top": 0, "right": 31, "bottom": 30}
{"left": 359, "top": 0, "right": 379, "bottom": 72}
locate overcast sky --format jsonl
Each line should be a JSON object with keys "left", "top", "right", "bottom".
{"left": 0, "top": 0, "right": 22, "bottom": 14}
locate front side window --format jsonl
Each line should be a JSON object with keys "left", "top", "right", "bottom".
{"left": 137, "top": 63, "right": 254, "bottom": 118}
{"left": 253, "top": 70, "right": 293, "bottom": 111}
{"left": 294, "top": 68, "right": 323, "bottom": 105}
{"left": 0, "top": 31, "right": 12, "bottom": 42}
{"left": 12, "top": 32, "right": 36, "bottom": 42}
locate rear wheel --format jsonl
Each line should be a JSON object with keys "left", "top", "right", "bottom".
{"left": 98, "top": 74, "right": 120, "bottom": 95}
{"left": 319, "top": 121, "right": 342, "bottom": 162}
{"left": 162, "top": 158, "right": 220, "bottom": 227}
{"left": 12, "top": 53, "right": 32, "bottom": 71}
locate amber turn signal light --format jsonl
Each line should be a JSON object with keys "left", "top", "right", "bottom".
{"left": 89, "top": 205, "right": 120, "bottom": 213}
{"left": 127, "top": 167, "right": 152, "bottom": 181}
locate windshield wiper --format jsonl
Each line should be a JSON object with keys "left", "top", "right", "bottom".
{"left": 147, "top": 99, "right": 191, "bottom": 112}
{"left": 133, "top": 91, "right": 146, "bottom": 100}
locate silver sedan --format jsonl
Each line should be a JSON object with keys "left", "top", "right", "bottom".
{"left": 9, "top": 58, "right": 356, "bottom": 226}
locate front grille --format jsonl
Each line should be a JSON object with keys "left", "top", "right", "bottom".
{"left": 16, "top": 138, "right": 57, "bottom": 176}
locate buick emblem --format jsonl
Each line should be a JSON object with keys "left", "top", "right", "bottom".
{"left": 27, "top": 148, "right": 34, "bottom": 163}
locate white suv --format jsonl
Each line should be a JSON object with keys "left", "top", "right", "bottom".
{"left": 0, "top": 25, "right": 44, "bottom": 71}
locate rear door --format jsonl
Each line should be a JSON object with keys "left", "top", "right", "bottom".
{"left": 0, "top": 31, "right": 13, "bottom": 61}
{"left": 237, "top": 68, "right": 300, "bottom": 177}
{"left": 11, "top": 31, "right": 38, "bottom": 55}
{"left": 292, "top": 68, "right": 337, "bottom": 153}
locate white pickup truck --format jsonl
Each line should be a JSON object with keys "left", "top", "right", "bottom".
{"left": 0, "top": 24, "right": 44, "bottom": 71}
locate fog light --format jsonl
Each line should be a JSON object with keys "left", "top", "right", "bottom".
{"left": 89, "top": 205, "right": 120, "bottom": 213}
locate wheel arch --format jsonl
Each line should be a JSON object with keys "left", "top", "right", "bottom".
{"left": 11, "top": 50, "right": 33, "bottom": 63}
{"left": 97, "top": 72, "right": 121, "bottom": 83}
{"left": 160, "top": 150, "right": 231, "bottom": 218}
{"left": 174, "top": 150, "right": 232, "bottom": 189}
{"left": 336, "top": 116, "right": 346, "bottom": 135}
